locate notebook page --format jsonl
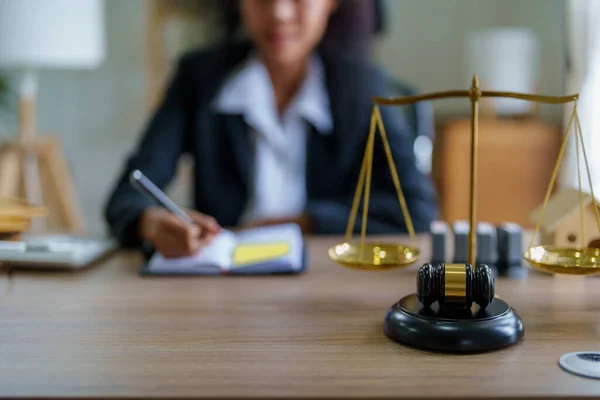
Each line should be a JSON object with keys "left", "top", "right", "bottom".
{"left": 232, "top": 223, "right": 303, "bottom": 271}
{"left": 146, "top": 230, "right": 237, "bottom": 273}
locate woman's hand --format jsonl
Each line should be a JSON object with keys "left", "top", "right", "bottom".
{"left": 139, "top": 207, "right": 221, "bottom": 258}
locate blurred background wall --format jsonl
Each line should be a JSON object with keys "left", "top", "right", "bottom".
{"left": 376, "top": 0, "right": 565, "bottom": 122}
{"left": 0, "top": 0, "right": 567, "bottom": 235}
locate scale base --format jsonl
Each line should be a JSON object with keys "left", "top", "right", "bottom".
{"left": 384, "top": 294, "right": 524, "bottom": 353}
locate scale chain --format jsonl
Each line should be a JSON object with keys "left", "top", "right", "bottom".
{"left": 574, "top": 104, "right": 586, "bottom": 248}
{"left": 529, "top": 104, "right": 577, "bottom": 250}
{"left": 344, "top": 104, "right": 418, "bottom": 247}
{"left": 574, "top": 107, "right": 600, "bottom": 238}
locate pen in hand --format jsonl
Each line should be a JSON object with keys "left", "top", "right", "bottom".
{"left": 130, "top": 170, "right": 221, "bottom": 258}
{"left": 130, "top": 170, "right": 195, "bottom": 226}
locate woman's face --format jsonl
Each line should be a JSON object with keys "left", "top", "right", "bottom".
{"left": 240, "top": 0, "right": 338, "bottom": 67}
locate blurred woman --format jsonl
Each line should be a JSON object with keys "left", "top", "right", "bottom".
{"left": 105, "top": 0, "right": 438, "bottom": 258}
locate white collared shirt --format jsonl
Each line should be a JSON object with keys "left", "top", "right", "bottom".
{"left": 213, "top": 54, "right": 333, "bottom": 224}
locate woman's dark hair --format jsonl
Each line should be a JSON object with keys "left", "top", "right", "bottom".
{"left": 216, "top": 0, "right": 383, "bottom": 56}
{"left": 218, "top": 0, "right": 242, "bottom": 39}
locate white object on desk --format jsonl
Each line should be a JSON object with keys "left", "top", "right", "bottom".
{"left": 0, "top": 234, "right": 118, "bottom": 269}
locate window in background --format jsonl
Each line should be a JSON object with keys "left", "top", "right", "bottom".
{"left": 145, "top": 0, "right": 222, "bottom": 112}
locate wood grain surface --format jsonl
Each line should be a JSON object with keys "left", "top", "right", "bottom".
{"left": 1, "top": 235, "right": 600, "bottom": 399}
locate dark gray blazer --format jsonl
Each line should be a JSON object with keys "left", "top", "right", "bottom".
{"left": 104, "top": 41, "right": 438, "bottom": 248}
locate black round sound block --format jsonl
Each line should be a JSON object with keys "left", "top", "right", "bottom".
{"left": 383, "top": 294, "right": 524, "bottom": 353}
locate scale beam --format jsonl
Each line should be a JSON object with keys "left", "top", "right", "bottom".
{"left": 373, "top": 91, "right": 579, "bottom": 106}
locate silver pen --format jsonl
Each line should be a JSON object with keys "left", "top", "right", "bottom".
{"left": 129, "top": 170, "right": 195, "bottom": 226}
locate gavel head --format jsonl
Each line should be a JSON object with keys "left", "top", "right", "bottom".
{"left": 417, "top": 263, "right": 494, "bottom": 310}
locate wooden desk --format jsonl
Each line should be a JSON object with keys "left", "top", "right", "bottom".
{"left": 1, "top": 236, "right": 600, "bottom": 399}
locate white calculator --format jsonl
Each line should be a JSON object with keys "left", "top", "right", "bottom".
{"left": 0, "top": 234, "right": 119, "bottom": 269}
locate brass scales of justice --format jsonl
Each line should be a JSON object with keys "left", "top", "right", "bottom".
{"left": 328, "top": 75, "right": 600, "bottom": 353}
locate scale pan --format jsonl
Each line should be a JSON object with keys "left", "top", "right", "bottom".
{"left": 523, "top": 245, "right": 600, "bottom": 275}
{"left": 328, "top": 241, "right": 420, "bottom": 270}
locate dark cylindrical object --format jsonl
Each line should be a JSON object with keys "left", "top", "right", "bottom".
{"left": 416, "top": 263, "right": 494, "bottom": 309}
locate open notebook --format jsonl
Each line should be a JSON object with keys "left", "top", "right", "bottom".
{"left": 141, "top": 223, "right": 306, "bottom": 275}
